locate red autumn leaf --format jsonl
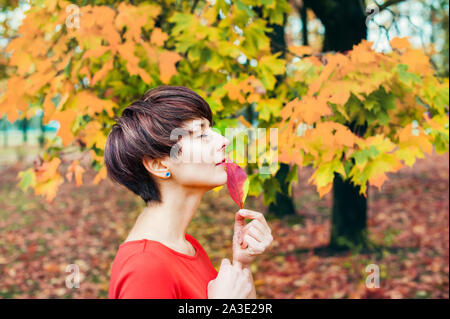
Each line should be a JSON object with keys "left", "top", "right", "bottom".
{"left": 225, "top": 155, "right": 249, "bottom": 209}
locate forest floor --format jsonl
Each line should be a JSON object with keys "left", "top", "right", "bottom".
{"left": 0, "top": 150, "right": 448, "bottom": 299}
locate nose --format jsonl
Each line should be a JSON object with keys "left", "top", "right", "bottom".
{"left": 220, "top": 134, "right": 230, "bottom": 152}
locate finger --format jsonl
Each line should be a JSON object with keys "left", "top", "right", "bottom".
{"left": 235, "top": 210, "right": 247, "bottom": 227}
{"left": 221, "top": 258, "right": 230, "bottom": 268}
{"left": 245, "top": 226, "right": 265, "bottom": 243}
{"left": 234, "top": 211, "right": 247, "bottom": 237}
{"left": 244, "top": 222, "right": 273, "bottom": 244}
{"left": 239, "top": 209, "right": 270, "bottom": 231}
{"left": 240, "top": 221, "right": 270, "bottom": 246}
{"left": 232, "top": 262, "right": 241, "bottom": 271}
{"left": 242, "top": 234, "right": 264, "bottom": 253}
{"left": 241, "top": 220, "right": 267, "bottom": 240}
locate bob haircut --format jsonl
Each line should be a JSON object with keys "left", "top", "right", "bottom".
{"left": 104, "top": 85, "right": 213, "bottom": 204}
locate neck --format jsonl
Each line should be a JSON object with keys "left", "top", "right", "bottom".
{"left": 128, "top": 182, "right": 208, "bottom": 245}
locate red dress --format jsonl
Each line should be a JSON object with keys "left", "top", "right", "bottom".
{"left": 108, "top": 233, "right": 219, "bottom": 299}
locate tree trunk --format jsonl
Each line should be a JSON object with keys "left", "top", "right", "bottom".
{"left": 22, "top": 117, "right": 28, "bottom": 145}
{"left": 329, "top": 173, "right": 368, "bottom": 250}
{"left": 268, "top": 162, "right": 297, "bottom": 217}
{"left": 304, "top": 0, "right": 369, "bottom": 250}
{"left": 303, "top": 0, "right": 367, "bottom": 52}
{"left": 38, "top": 112, "right": 45, "bottom": 148}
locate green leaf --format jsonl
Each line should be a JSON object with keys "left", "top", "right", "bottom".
{"left": 256, "top": 98, "right": 282, "bottom": 121}
{"left": 286, "top": 164, "right": 298, "bottom": 196}
{"left": 365, "top": 99, "right": 378, "bottom": 111}
{"left": 395, "top": 64, "right": 422, "bottom": 86}
{"left": 344, "top": 160, "right": 353, "bottom": 177}
{"left": 263, "top": 178, "right": 281, "bottom": 206}
{"left": 248, "top": 174, "right": 264, "bottom": 196}
{"left": 18, "top": 168, "right": 36, "bottom": 192}
{"left": 240, "top": 20, "right": 271, "bottom": 57}
{"left": 377, "top": 110, "right": 389, "bottom": 125}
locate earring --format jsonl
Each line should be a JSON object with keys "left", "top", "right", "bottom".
{"left": 166, "top": 172, "right": 171, "bottom": 177}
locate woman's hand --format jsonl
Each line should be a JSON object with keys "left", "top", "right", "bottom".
{"left": 207, "top": 258, "right": 253, "bottom": 299}
{"left": 232, "top": 209, "right": 273, "bottom": 267}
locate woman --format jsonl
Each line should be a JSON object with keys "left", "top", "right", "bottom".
{"left": 105, "top": 86, "right": 273, "bottom": 299}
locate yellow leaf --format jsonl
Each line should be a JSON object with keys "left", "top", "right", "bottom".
{"left": 158, "top": 51, "right": 182, "bottom": 84}
{"left": 91, "top": 59, "right": 114, "bottom": 85}
{"left": 317, "top": 183, "right": 332, "bottom": 198}
{"left": 326, "top": 89, "right": 350, "bottom": 105}
{"left": 0, "top": 76, "right": 28, "bottom": 122}
{"left": 349, "top": 40, "right": 375, "bottom": 64}
{"left": 247, "top": 93, "right": 261, "bottom": 103}
{"left": 151, "top": 27, "right": 169, "bottom": 46}
{"left": 401, "top": 49, "right": 433, "bottom": 75}
{"left": 83, "top": 46, "right": 110, "bottom": 59}
{"left": 68, "top": 91, "right": 116, "bottom": 117}
{"left": 289, "top": 45, "right": 313, "bottom": 57}
{"left": 292, "top": 95, "right": 332, "bottom": 124}
{"left": 93, "top": 165, "right": 107, "bottom": 185}
{"left": 368, "top": 172, "right": 387, "bottom": 190}
{"left": 66, "top": 160, "right": 85, "bottom": 187}
{"left": 35, "top": 157, "right": 61, "bottom": 183}
{"left": 50, "top": 107, "right": 78, "bottom": 147}
{"left": 137, "top": 67, "right": 152, "bottom": 84}
{"left": 224, "top": 80, "right": 246, "bottom": 103}
{"left": 117, "top": 42, "right": 141, "bottom": 76}
{"left": 83, "top": 121, "right": 107, "bottom": 149}
{"left": 34, "top": 174, "right": 64, "bottom": 203}
{"left": 390, "top": 37, "right": 411, "bottom": 50}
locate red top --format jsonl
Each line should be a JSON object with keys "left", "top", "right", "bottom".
{"left": 108, "top": 233, "right": 218, "bottom": 299}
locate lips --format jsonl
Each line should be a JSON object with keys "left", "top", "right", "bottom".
{"left": 216, "top": 158, "right": 226, "bottom": 166}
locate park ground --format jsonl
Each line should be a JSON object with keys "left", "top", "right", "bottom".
{"left": 0, "top": 150, "right": 448, "bottom": 298}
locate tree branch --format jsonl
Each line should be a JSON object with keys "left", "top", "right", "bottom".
{"left": 190, "top": 0, "right": 200, "bottom": 14}
{"left": 300, "top": 4, "right": 309, "bottom": 46}
{"left": 377, "top": 0, "right": 407, "bottom": 12}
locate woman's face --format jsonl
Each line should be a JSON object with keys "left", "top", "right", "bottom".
{"left": 165, "top": 117, "right": 230, "bottom": 190}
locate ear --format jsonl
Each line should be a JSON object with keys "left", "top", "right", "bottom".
{"left": 142, "top": 156, "right": 169, "bottom": 178}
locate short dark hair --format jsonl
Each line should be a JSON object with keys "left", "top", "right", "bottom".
{"left": 104, "top": 85, "right": 213, "bottom": 204}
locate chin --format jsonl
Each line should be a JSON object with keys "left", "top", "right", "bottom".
{"left": 208, "top": 176, "right": 227, "bottom": 190}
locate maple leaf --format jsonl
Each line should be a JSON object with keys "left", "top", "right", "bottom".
{"left": 93, "top": 165, "right": 107, "bottom": 185}
{"left": 34, "top": 174, "right": 64, "bottom": 202}
{"left": 151, "top": 27, "right": 169, "bottom": 47}
{"left": 49, "top": 108, "right": 78, "bottom": 147}
{"left": 390, "top": 37, "right": 411, "bottom": 50}
{"left": 289, "top": 45, "right": 313, "bottom": 57}
{"left": 225, "top": 155, "right": 250, "bottom": 209}
{"left": 34, "top": 157, "right": 61, "bottom": 183}
{"left": 66, "top": 160, "right": 86, "bottom": 187}
{"left": 91, "top": 59, "right": 114, "bottom": 85}
{"left": 158, "top": 51, "right": 182, "bottom": 84}
{"left": 224, "top": 81, "right": 246, "bottom": 103}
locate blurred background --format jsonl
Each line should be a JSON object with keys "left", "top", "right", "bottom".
{"left": 0, "top": 0, "right": 448, "bottom": 299}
